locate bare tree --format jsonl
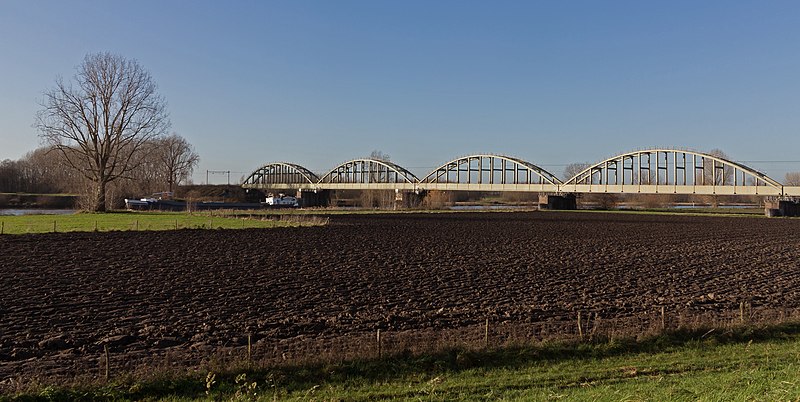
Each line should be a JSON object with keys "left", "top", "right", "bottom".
{"left": 369, "top": 150, "right": 390, "bottom": 161}
{"left": 0, "top": 147, "right": 80, "bottom": 194}
{"left": 368, "top": 150, "right": 391, "bottom": 183}
{"left": 786, "top": 172, "right": 800, "bottom": 186}
{"left": 702, "top": 149, "right": 733, "bottom": 186}
{"left": 694, "top": 149, "right": 734, "bottom": 208}
{"left": 0, "top": 159, "right": 24, "bottom": 193}
{"left": 563, "top": 162, "right": 589, "bottom": 182}
{"left": 35, "top": 52, "right": 169, "bottom": 211}
{"left": 21, "top": 146, "right": 80, "bottom": 193}
{"left": 153, "top": 133, "right": 199, "bottom": 192}
{"left": 421, "top": 190, "right": 453, "bottom": 209}
{"left": 596, "top": 193, "right": 619, "bottom": 210}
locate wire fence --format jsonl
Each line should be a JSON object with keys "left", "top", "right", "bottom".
{"left": 6, "top": 303, "right": 793, "bottom": 390}
{"left": 243, "top": 304, "right": 796, "bottom": 368}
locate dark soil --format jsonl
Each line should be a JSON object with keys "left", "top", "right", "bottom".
{"left": 1, "top": 211, "right": 799, "bottom": 383}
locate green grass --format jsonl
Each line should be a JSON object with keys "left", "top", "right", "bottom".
{"left": 628, "top": 207, "right": 764, "bottom": 215}
{"left": 223, "top": 207, "right": 537, "bottom": 217}
{"left": 0, "top": 207, "right": 769, "bottom": 235}
{"left": 0, "top": 211, "right": 322, "bottom": 234}
{"left": 561, "top": 207, "right": 768, "bottom": 219}
{"left": 5, "top": 324, "right": 800, "bottom": 401}
{"left": 223, "top": 205, "right": 763, "bottom": 216}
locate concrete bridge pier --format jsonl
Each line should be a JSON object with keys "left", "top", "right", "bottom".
{"left": 538, "top": 194, "right": 577, "bottom": 210}
{"left": 765, "top": 198, "right": 800, "bottom": 217}
{"left": 395, "top": 190, "right": 425, "bottom": 209}
{"left": 297, "top": 189, "right": 331, "bottom": 207}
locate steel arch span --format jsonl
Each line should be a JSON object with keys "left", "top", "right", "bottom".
{"left": 318, "top": 159, "right": 420, "bottom": 190}
{"left": 563, "top": 148, "right": 785, "bottom": 195}
{"left": 419, "top": 154, "right": 562, "bottom": 192}
{"left": 242, "top": 162, "right": 319, "bottom": 190}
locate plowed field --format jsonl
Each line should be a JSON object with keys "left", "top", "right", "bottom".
{"left": 1, "top": 212, "right": 799, "bottom": 382}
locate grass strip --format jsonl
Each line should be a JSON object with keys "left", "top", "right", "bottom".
{"left": 0, "top": 211, "right": 323, "bottom": 234}
{"left": 0, "top": 207, "right": 779, "bottom": 235}
{"left": 4, "top": 323, "right": 800, "bottom": 401}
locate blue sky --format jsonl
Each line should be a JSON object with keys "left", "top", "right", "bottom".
{"left": 1, "top": 1, "right": 799, "bottom": 183}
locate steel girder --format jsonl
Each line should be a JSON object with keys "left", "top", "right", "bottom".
{"left": 420, "top": 154, "right": 562, "bottom": 186}
{"left": 563, "top": 149, "right": 784, "bottom": 194}
{"left": 242, "top": 162, "right": 319, "bottom": 187}
{"left": 319, "top": 159, "right": 419, "bottom": 184}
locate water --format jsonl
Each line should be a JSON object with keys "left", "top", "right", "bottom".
{"left": 672, "top": 204, "right": 756, "bottom": 209}
{"left": 449, "top": 205, "right": 530, "bottom": 210}
{"left": 611, "top": 204, "right": 759, "bottom": 210}
{"left": 0, "top": 209, "right": 77, "bottom": 216}
{"left": 449, "top": 204, "right": 758, "bottom": 211}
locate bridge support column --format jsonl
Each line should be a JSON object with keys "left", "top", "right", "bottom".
{"left": 297, "top": 189, "right": 331, "bottom": 207}
{"left": 765, "top": 199, "right": 800, "bottom": 217}
{"left": 395, "top": 190, "right": 425, "bottom": 209}
{"left": 539, "top": 194, "right": 577, "bottom": 210}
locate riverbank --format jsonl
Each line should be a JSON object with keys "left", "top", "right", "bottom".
{"left": 0, "top": 193, "right": 77, "bottom": 209}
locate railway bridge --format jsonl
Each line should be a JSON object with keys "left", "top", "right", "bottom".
{"left": 242, "top": 148, "right": 800, "bottom": 213}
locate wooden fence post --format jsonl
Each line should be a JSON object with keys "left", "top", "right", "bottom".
{"left": 104, "top": 344, "right": 110, "bottom": 381}
{"left": 661, "top": 306, "right": 666, "bottom": 331}
{"left": 377, "top": 329, "right": 382, "bottom": 358}
{"left": 740, "top": 301, "right": 745, "bottom": 323}
{"left": 484, "top": 318, "right": 489, "bottom": 348}
{"left": 577, "top": 312, "right": 583, "bottom": 340}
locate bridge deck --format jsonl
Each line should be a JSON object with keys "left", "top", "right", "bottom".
{"left": 242, "top": 183, "right": 800, "bottom": 196}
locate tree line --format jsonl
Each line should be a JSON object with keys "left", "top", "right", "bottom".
{"left": 0, "top": 133, "right": 198, "bottom": 208}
